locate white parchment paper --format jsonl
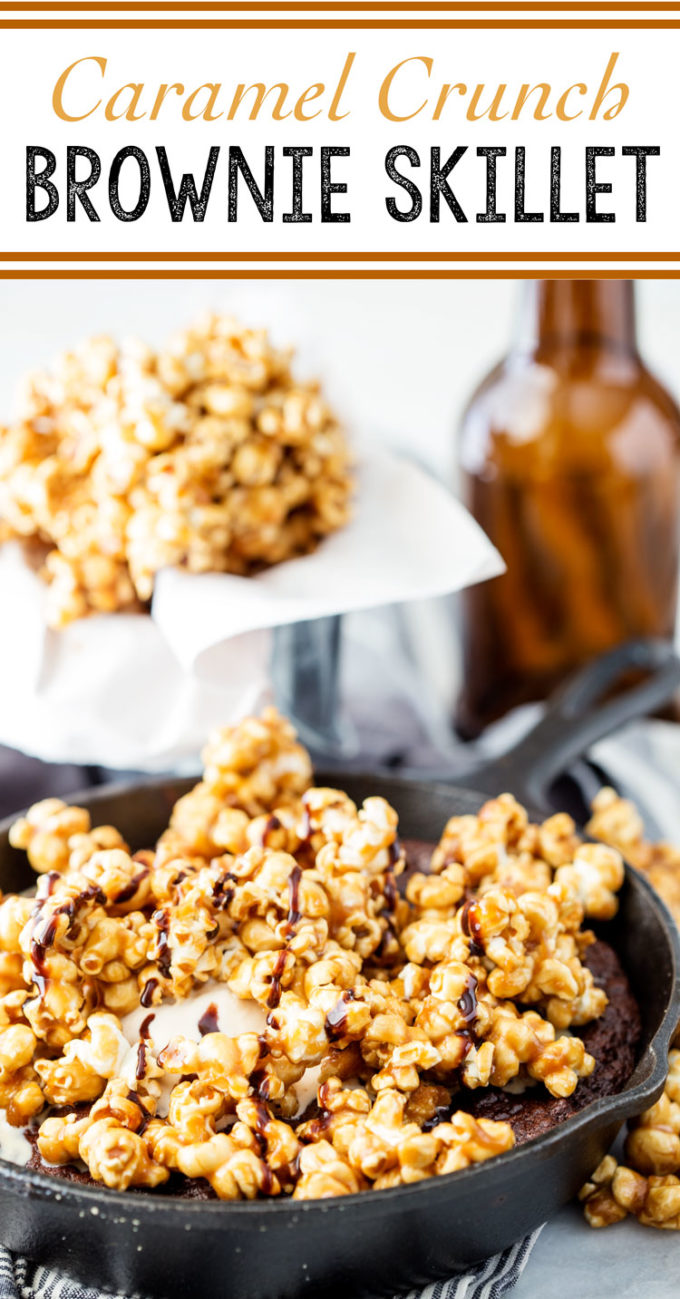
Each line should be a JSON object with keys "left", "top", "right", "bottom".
{"left": 0, "top": 450, "right": 502, "bottom": 770}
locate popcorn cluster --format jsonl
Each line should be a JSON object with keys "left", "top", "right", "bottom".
{"left": 587, "top": 786, "right": 680, "bottom": 929}
{"left": 580, "top": 1047, "right": 680, "bottom": 1230}
{"left": 0, "top": 315, "right": 353, "bottom": 627}
{"left": 0, "top": 709, "right": 624, "bottom": 1201}
{"left": 579, "top": 788, "right": 680, "bottom": 1233}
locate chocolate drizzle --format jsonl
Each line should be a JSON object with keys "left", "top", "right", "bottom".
{"left": 458, "top": 971, "right": 478, "bottom": 1026}
{"left": 30, "top": 917, "right": 58, "bottom": 997}
{"left": 456, "top": 1030, "right": 475, "bottom": 1060}
{"left": 298, "top": 1080, "right": 338, "bottom": 1142}
{"left": 422, "top": 1103, "right": 453, "bottom": 1132}
{"left": 152, "top": 909, "right": 172, "bottom": 978}
{"left": 29, "top": 880, "right": 105, "bottom": 997}
{"left": 266, "top": 950, "right": 288, "bottom": 1010}
{"left": 383, "top": 869, "right": 398, "bottom": 915}
{"left": 257, "top": 861, "right": 297, "bottom": 1013}
{"left": 246, "top": 1098, "right": 277, "bottom": 1194}
{"left": 250, "top": 1070, "right": 273, "bottom": 1101}
{"left": 212, "top": 873, "right": 235, "bottom": 910}
{"left": 253, "top": 1098, "right": 271, "bottom": 1135}
{"left": 324, "top": 990, "right": 356, "bottom": 1041}
{"left": 461, "top": 899, "right": 485, "bottom": 957}
{"left": 261, "top": 814, "right": 281, "bottom": 846}
{"left": 140, "top": 978, "right": 158, "bottom": 1009}
{"left": 126, "top": 1089, "right": 152, "bottom": 1136}
{"left": 136, "top": 1012, "right": 155, "bottom": 1080}
{"left": 140, "top": 1013, "right": 155, "bottom": 1038}
{"left": 286, "top": 864, "right": 302, "bottom": 930}
{"left": 374, "top": 867, "right": 400, "bottom": 966}
{"left": 299, "top": 1110, "right": 333, "bottom": 1143}
{"left": 455, "top": 970, "right": 479, "bottom": 1060}
{"left": 198, "top": 1002, "right": 220, "bottom": 1037}
{"left": 113, "top": 865, "right": 150, "bottom": 906}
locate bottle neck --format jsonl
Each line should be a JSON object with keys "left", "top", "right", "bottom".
{"left": 515, "top": 280, "right": 638, "bottom": 359}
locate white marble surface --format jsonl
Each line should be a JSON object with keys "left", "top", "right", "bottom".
{"left": 513, "top": 1206, "right": 677, "bottom": 1298}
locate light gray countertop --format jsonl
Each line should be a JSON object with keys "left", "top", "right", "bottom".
{"left": 513, "top": 1205, "right": 677, "bottom": 1297}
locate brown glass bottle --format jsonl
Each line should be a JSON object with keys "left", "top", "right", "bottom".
{"left": 455, "top": 280, "right": 680, "bottom": 738}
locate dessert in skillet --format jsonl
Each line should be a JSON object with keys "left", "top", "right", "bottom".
{"left": 0, "top": 709, "right": 640, "bottom": 1201}
{"left": 0, "top": 314, "right": 352, "bottom": 627}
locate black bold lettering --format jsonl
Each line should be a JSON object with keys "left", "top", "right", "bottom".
{"left": 156, "top": 145, "right": 219, "bottom": 221}
{"left": 385, "top": 146, "right": 422, "bottom": 222}
{"left": 622, "top": 145, "right": 660, "bottom": 222}
{"left": 26, "top": 147, "right": 58, "bottom": 221}
{"left": 109, "top": 146, "right": 151, "bottom": 222}
{"left": 282, "top": 147, "right": 313, "bottom": 223}
{"left": 477, "top": 146, "right": 506, "bottom": 223}
{"left": 430, "top": 147, "right": 468, "bottom": 222}
{"left": 550, "top": 146, "right": 578, "bottom": 222}
{"left": 67, "top": 146, "right": 101, "bottom": 222}
{"left": 321, "top": 147, "right": 350, "bottom": 223}
{"left": 586, "top": 146, "right": 615, "bottom": 222}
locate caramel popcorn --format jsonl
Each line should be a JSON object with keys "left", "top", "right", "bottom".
{"left": 580, "top": 1048, "right": 680, "bottom": 1231}
{"left": 587, "top": 785, "right": 680, "bottom": 926}
{"left": 581, "top": 1155, "right": 680, "bottom": 1231}
{"left": 0, "top": 314, "right": 353, "bottom": 627}
{"left": 0, "top": 710, "right": 631, "bottom": 1201}
{"left": 579, "top": 789, "right": 680, "bottom": 1233}
{"left": 9, "top": 799, "right": 91, "bottom": 875}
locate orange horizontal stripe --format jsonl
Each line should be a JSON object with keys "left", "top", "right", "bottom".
{"left": 0, "top": 268, "right": 677, "bottom": 278}
{"left": 0, "top": 251, "right": 677, "bottom": 262}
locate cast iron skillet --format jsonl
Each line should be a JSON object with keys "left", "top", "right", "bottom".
{"left": 0, "top": 640, "right": 679, "bottom": 1299}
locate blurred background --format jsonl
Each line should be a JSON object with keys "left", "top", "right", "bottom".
{"left": 2, "top": 279, "right": 680, "bottom": 485}
{"left": 2, "top": 277, "right": 680, "bottom": 821}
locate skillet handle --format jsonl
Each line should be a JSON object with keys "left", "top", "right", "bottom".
{"left": 470, "top": 638, "right": 680, "bottom": 811}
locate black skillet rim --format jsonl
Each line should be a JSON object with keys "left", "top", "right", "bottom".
{"left": 0, "top": 772, "right": 678, "bottom": 1219}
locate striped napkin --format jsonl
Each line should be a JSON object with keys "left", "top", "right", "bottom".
{"left": 0, "top": 1229, "right": 543, "bottom": 1299}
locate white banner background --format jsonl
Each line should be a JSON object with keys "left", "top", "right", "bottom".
{"left": 0, "top": 8, "right": 677, "bottom": 270}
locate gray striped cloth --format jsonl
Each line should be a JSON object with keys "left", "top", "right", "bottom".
{"left": 0, "top": 1230, "right": 543, "bottom": 1299}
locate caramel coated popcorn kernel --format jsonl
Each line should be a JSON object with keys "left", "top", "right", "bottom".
{"left": 579, "top": 790, "right": 680, "bottom": 1233}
